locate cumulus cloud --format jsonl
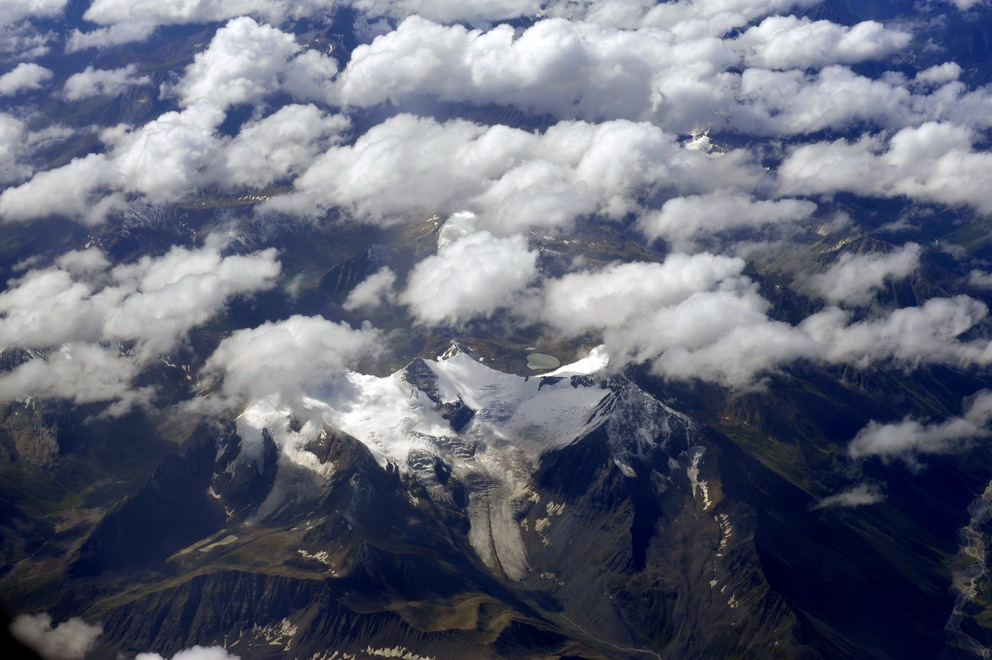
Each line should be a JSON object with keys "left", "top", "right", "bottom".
{"left": 779, "top": 123, "right": 992, "bottom": 213}
{"left": 1, "top": 0, "right": 68, "bottom": 27}
{"left": 542, "top": 253, "right": 817, "bottom": 386}
{"left": 109, "top": 102, "right": 227, "bottom": 203}
{"left": 344, "top": 0, "right": 820, "bottom": 34}
{"left": 969, "top": 270, "right": 992, "bottom": 288}
{"left": 200, "top": 315, "right": 380, "bottom": 411}
{"left": 638, "top": 191, "right": 816, "bottom": 247}
{"left": 0, "top": 102, "right": 347, "bottom": 222}
{"left": 0, "top": 22, "right": 56, "bottom": 60}
{"left": 173, "top": 17, "right": 337, "bottom": 111}
{"left": 633, "top": 0, "right": 821, "bottom": 34}
{"left": 734, "top": 66, "right": 917, "bottom": 135}
{"left": 136, "top": 646, "right": 240, "bottom": 660}
{"left": 344, "top": 266, "right": 397, "bottom": 311}
{"left": 220, "top": 104, "right": 350, "bottom": 188}
{"left": 0, "top": 62, "right": 52, "bottom": 96}
{"left": 916, "top": 62, "right": 962, "bottom": 85}
{"left": 0, "top": 113, "right": 72, "bottom": 184}
{"left": 801, "top": 295, "right": 992, "bottom": 369}
{"left": 543, "top": 253, "right": 747, "bottom": 336}
{"left": 0, "top": 344, "right": 152, "bottom": 416}
{"left": 0, "top": 241, "right": 280, "bottom": 413}
{"left": 9, "top": 613, "right": 101, "bottom": 660}
{"left": 947, "top": 0, "right": 987, "bottom": 10}
{"left": 83, "top": 0, "right": 328, "bottom": 26}
{"left": 401, "top": 231, "right": 538, "bottom": 325}
{"left": 331, "top": 15, "right": 981, "bottom": 137}
{"left": 732, "top": 17, "right": 910, "bottom": 70}
{"left": 0, "top": 153, "right": 121, "bottom": 224}
{"left": 808, "top": 243, "right": 922, "bottom": 305}
{"left": 264, "top": 113, "right": 761, "bottom": 232}
{"left": 814, "top": 484, "right": 885, "bottom": 509}
{"left": 66, "top": 20, "right": 157, "bottom": 52}
{"left": 539, "top": 251, "right": 992, "bottom": 387}
{"left": 0, "top": 241, "right": 281, "bottom": 357}
{"left": 849, "top": 390, "right": 992, "bottom": 462}
{"left": 343, "top": 0, "right": 540, "bottom": 23}
{"left": 332, "top": 16, "right": 739, "bottom": 130}
{"left": 63, "top": 65, "right": 151, "bottom": 100}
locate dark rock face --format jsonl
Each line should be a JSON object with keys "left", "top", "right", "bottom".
{"left": 1, "top": 356, "right": 986, "bottom": 660}
{"left": 71, "top": 428, "right": 227, "bottom": 577}
{"left": 404, "top": 357, "right": 477, "bottom": 433}
{"left": 41, "top": 372, "right": 818, "bottom": 660}
{"left": 212, "top": 425, "right": 279, "bottom": 519}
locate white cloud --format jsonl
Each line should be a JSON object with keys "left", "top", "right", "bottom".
{"left": 0, "top": 153, "right": 121, "bottom": 224}
{"left": 542, "top": 253, "right": 817, "bottom": 386}
{"left": 0, "top": 241, "right": 280, "bottom": 413}
{"left": 0, "top": 101, "right": 349, "bottom": 222}
{"left": 0, "top": 344, "right": 152, "bottom": 416}
{"left": 9, "top": 613, "right": 102, "bottom": 660}
{"left": 969, "top": 270, "right": 992, "bottom": 288}
{"left": 801, "top": 295, "right": 992, "bottom": 369}
{"left": 401, "top": 231, "right": 538, "bottom": 325}
{"left": 220, "top": 104, "right": 350, "bottom": 188}
{"left": 343, "top": 0, "right": 541, "bottom": 23}
{"left": 916, "top": 62, "right": 962, "bottom": 85}
{"left": 0, "top": 113, "right": 73, "bottom": 184}
{"left": 107, "top": 244, "right": 283, "bottom": 356}
{"left": 330, "top": 15, "right": 982, "bottom": 137}
{"left": 779, "top": 122, "right": 992, "bottom": 213}
{"left": 332, "top": 16, "right": 739, "bottom": 130}
{"left": 0, "top": 62, "right": 52, "bottom": 96}
{"left": 808, "top": 243, "right": 922, "bottom": 305}
{"left": 265, "top": 114, "right": 761, "bottom": 233}
{"left": 538, "top": 0, "right": 820, "bottom": 36}
{"left": 136, "top": 646, "right": 240, "bottom": 660}
{"left": 1, "top": 0, "right": 68, "bottom": 27}
{"left": 735, "top": 66, "right": 915, "bottom": 135}
{"left": 173, "top": 16, "right": 337, "bottom": 111}
{"left": 344, "top": 266, "right": 397, "bottom": 311}
{"left": 66, "top": 20, "right": 157, "bottom": 52}
{"left": 849, "top": 390, "right": 992, "bottom": 462}
{"left": 83, "top": 0, "right": 328, "bottom": 26}
{"left": 732, "top": 17, "right": 910, "bottom": 70}
{"left": 543, "top": 253, "right": 747, "bottom": 336}
{"left": 200, "top": 315, "right": 380, "bottom": 411}
{"left": 0, "top": 114, "right": 31, "bottom": 183}
{"left": 540, "top": 252, "right": 992, "bottom": 387}
{"left": 343, "top": 0, "right": 820, "bottom": 34}
{"left": 638, "top": 191, "right": 816, "bottom": 247}
{"left": 63, "top": 65, "right": 151, "bottom": 100}
{"left": 947, "top": 0, "right": 987, "bottom": 9}
{"left": 109, "top": 102, "right": 226, "bottom": 203}
{"left": 0, "top": 22, "right": 56, "bottom": 60}
{"left": 814, "top": 484, "right": 885, "bottom": 509}
{"left": 636, "top": 0, "right": 821, "bottom": 34}
{"left": 0, "top": 241, "right": 280, "bottom": 357}
{"left": 624, "top": 287, "right": 816, "bottom": 387}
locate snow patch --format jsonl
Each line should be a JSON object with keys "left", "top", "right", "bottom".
{"left": 253, "top": 618, "right": 297, "bottom": 651}
{"left": 715, "top": 513, "right": 733, "bottom": 558}
{"left": 363, "top": 646, "right": 435, "bottom": 660}
{"left": 687, "top": 447, "right": 712, "bottom": 511}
